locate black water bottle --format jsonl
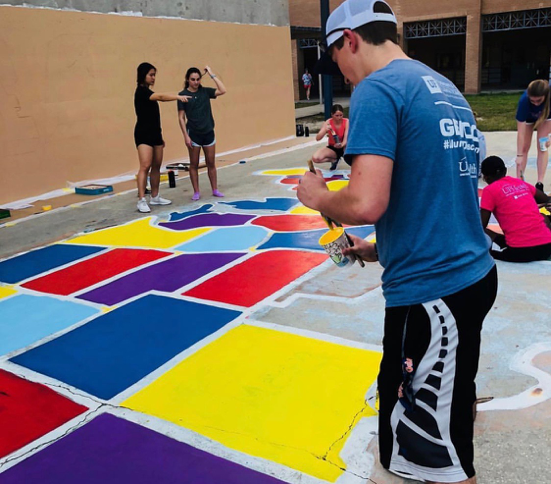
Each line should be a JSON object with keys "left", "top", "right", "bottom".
{"left": 168, "top": 170, "right": 176, "bottom": 188}
{"left": 305, "top": 126, "right": 310, "bottom": 137}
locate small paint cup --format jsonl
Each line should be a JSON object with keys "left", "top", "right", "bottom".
{"left": 319, "top": 227, "right": 355, "bottom": 267}
{"left": 539, "top": 136, "right": 549, "bottom": 152}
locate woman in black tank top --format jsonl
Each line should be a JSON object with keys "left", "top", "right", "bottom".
{"left": 134, "top": 62, "right": 190, "bottom": 213}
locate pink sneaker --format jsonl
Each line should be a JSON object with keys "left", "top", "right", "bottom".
{"left": 192, "top": 192, "right": 201, "bottom": 201}
{"left": 212, "top": 189, "right": 224, "bottom": 197}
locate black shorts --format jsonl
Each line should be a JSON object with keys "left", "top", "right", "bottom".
{"left": 188, "top": 130, "right": 216, "bottom": 147}
{"left": 378, "top": 266, "right": 497, "bottom": 482}
{"left": 491, "top": 235, "right": 551, "bottom": 262}
{"left": 134, "top": 128, "right": 163, "bottom": 148}
{"left": 327, "top": 145, "right": 344, "bottom": 160}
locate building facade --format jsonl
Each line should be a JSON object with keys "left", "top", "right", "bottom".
{"left": 290, "top": 0, "right": 551, "bottom": 99}
{"left": 0, "top": 1, "right": 294, "bottom": 205}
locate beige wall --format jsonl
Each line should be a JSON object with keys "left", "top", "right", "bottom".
{"left": 0, "top": 7, "right": 295, "bottom": 205}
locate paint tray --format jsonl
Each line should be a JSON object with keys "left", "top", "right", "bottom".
{"left": 0, "top": 209, "right": 11, "bottom": 220}
{"left": 75, "top": 184, "right": 114, "bottom": 195}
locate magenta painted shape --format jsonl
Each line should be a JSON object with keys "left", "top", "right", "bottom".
{"left": 159, "top": 213, "right": 255, "bottom": 231}
{"left": 0, "top": 413, "right": 287, "bottom": 484}
{"left": 78, "top": 253, "right": 243, "bottom": 305}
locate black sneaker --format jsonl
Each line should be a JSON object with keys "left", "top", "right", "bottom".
{"left": 535, "top": 182, "right": 544, "bottom": 192}
{"left": 330, "top": 159, "right": 339, "bottom": 171}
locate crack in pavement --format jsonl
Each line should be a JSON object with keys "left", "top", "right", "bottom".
{"left": 0, "top": 371, "right": 116, "bottom": 470}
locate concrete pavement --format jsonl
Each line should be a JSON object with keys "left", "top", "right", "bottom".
{"left": 0, "top": 131, "right": 549, "bottom": 484}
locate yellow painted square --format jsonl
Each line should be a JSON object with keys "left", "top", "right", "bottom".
{"left": 123, "top": 325, "right": 381, "bottom": 482}
{"left": 327, "top": 180, "right": 349, "bottom": 191}
{"left": 261, "top": 168, "right": 308, "bottom": 176}
{"left": 290, "top": 206, "right": 319, "bottom": 215}
{"left": 65, "top": 218, "right": 210, "bottom": 249}
{"left": 0, "top": 286, "right": 17, "bottom": 299}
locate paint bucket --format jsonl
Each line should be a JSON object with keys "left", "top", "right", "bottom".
{"left": 539, "top": 136, "right": 549, "bottom": 152}
{"left": 319, "top": 227, "right": 355, "bottom": 267}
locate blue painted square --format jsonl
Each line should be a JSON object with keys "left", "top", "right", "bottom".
{"left": 0, "top": 294, "right": 99, "bottom": 356}
{"left": 175, "top": 226, "right": 269, "bottom": 252}
{"left": 257, "top": 226, "right": 375, "bottom": 251}
{"left": 0, "top": 244, "right": 104, "bottom": 284}
{"left": 10, "top": 295, "right": 242, "bottom": 400}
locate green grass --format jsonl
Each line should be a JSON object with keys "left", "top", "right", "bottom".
{"left": 294, "top": 101, "right": 319, "bottom": 109}
{"left": 464, "top": 92, "right": 522, "bottom": 131}
{"left": 297, "top": 93, "right": 522, "bottom": 132}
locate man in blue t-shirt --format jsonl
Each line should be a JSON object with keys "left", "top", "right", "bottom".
{"left": 297, "top": 1, "right": 496, "bottom": 483}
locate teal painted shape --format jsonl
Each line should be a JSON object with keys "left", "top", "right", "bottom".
{"left": 220, "top": 198, "right": 299, "bottom": 212}
{"left": 175, "top": 226, "right": 269, "bottom": 252}
{"left": 0, "top": 294, "right": 99, "bottom": 356}
{"left": 168, "top": 204, "right": 214, "bottom": 222}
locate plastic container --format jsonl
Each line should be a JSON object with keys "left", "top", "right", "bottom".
{"left": 75, "top": 184, "right": 114, "bottom": 195}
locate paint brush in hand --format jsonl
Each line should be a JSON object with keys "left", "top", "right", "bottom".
{"left": 306, "top": 160, "right": 365, "bottom": 268}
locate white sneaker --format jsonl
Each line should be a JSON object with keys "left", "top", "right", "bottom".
{"left": 150, "top": 195, "right": 172, "bottom": 206}
{"left": 137, "top": 198, "right": 151, "bottom": 213}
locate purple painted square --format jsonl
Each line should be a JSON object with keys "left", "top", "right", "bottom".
{"left": 78, "top": 253, "right": 243, "bottom": 306}
{"left": 159, "top": 213, "right": 255, "bottom": 231}
{"left": 0, "top": 413, "right": 287, "bottom": 484}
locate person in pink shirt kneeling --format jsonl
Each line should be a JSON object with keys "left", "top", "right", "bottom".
{"left": 480, "top": 155, "right": 551, "bottom": 262}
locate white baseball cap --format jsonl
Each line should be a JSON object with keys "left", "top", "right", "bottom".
{"left": 326, "top": 0, "right": 397, "bottom": 47}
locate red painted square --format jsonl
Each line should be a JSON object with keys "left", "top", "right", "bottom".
{"left": 22, "top": 248, "right": 170, "bottom": 296}
{"left": 183, "top": 250, "right": 326, "bottom": 307}
{"left": 0, "top": 369, "right": 88, "bottom": 458}
{"left": 252, "top": 215, "right": 329, "bottom": 232}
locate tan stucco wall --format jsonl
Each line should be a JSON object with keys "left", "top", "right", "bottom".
{"left": 0, "top": 7, "right": 295, "bottom": 205}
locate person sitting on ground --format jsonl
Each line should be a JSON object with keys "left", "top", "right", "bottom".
{"left": 480, "top": 155, "right": 551, "bottom": 262}
{"left": 312, "top": 104, "right": 349, "bottom": 171}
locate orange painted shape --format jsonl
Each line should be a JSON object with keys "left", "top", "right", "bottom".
{"left": 251, "top": 215, "right": 329, "bottom": 232}
{"left": 183, "top": 250, "right": 327, "bottom": 307}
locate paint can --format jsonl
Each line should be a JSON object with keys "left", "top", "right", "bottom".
{"left": 318, "top": 227, "right": 355, "bottom": 268}
{"left": 168, "top": 170, "right": 176, "bottom": 188}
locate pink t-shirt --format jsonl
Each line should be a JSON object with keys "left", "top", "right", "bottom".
{"left": 480, "top": 176, "right": 551, "bottom": 248}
